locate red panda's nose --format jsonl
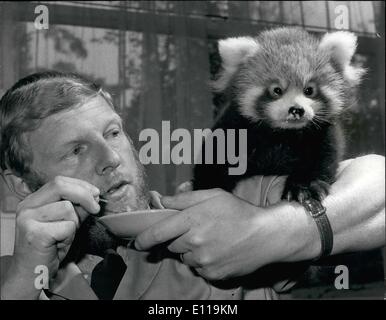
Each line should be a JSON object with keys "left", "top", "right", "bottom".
{"left": 288, "top": 106, "right": 305, "bottom": 118}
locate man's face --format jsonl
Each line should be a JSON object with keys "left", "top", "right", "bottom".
{"left": 28, "top": 95, "right": 149, "bottom": 213}
{"left": 25, "top": 95, "right": 150, "bottom": 256}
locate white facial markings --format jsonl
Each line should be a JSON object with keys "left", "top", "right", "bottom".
{"left": 237, "top": 84, "right": 338, "bottom": 129}
{"left": 238, "top": 86, "right": 264, "bottom": 122}
{"left": 265, "top": 97, "right": 289, "bottom": 122}
{"left": 294, "top": 95, "right": 316, "bottom": 119}
{"left": 264, "top": 89, "right": 318, "bottom": 128}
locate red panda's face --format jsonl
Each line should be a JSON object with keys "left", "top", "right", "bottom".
{"left": 265, "top": 83, "right": 319, "bottom": 129}
{"left": 236, "top": 75, "right": 344, "bottom": 130}
{"left": 214, "top": 28, "right": 365, "bottom": 130}
{"left": 256, "top": 81, "right": 330, "bottom": 129}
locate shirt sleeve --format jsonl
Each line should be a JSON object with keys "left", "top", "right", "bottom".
{"left": 232, "top": 175, "right": 287, "bottom": 207}
{"left": 233, "top": 175, "right": 306, "bottom": 294}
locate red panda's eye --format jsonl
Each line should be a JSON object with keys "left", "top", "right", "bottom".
{"left": 273, "top": 87, "right": 282, "bottom": 95}
{"left": 268, "top": 85, "right": 283, "bottom": 98}
{"left": 304, "top": 87, "right": 313, "bottom": 95}
{"left": 304, "top": 85, "right": 317, "bottom": 97}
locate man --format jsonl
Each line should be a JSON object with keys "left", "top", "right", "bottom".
{"left": 0, "top": 71, "right": 384, "bottom": 299}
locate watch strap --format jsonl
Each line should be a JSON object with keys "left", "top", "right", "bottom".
{"left": 302, "top": 198, "right": 333, "bottom": 260}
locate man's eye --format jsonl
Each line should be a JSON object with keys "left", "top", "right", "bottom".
{"left": 72, "top": 146, "right": 83, "bottom": 155}
{"left": 112, "top": 130, "right": 120, "bottom": 137}
{"left": 106, "top": 129, "right": 121, "bottom": 138}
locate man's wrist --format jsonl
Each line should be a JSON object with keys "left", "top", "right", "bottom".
{"left": 302, "top": 199, "right": 334, "bottom": 260}
{"left": 264, "top": 202, "right": 323, "bottom": 263}
{"left": 1, "top": 257, "right": 42, "bottom": 300}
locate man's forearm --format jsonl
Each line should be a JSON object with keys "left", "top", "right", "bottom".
{"left": 273, "top": 154, "right": 385, "bottom": 263}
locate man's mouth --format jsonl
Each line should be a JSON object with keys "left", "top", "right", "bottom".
{"left": 102, "top": 181, "right": 131, "bottom": 201}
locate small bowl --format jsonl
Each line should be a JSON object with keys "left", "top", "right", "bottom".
{"left": 97, "top": 209, "right": 179, "bottom": 239}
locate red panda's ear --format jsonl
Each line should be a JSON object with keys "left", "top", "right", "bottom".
{"left": 319, "top": 31, "right": 365, "bottom": 85}
{"left": 212, "top": 37, "right": 259, "bottom": 92}
{"left": 218, "top": 37, "right": 259, "bottom": 67}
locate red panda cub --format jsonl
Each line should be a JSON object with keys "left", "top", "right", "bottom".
{"left": 193, "top": 27, "right": 365, "bottom": 203}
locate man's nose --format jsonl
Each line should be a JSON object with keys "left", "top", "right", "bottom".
{"left": 96, "top": 143, "right": 121, "bottom": 175}
{"left": 288, "top": 106, "right": 305, "bottom": 118}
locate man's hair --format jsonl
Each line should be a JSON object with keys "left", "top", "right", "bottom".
{"left": 0, "top": 71, "right": 115, "bottom": 177}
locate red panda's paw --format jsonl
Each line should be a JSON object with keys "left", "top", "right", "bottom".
{"left": 281, "top": 179, "right": 330, "bottom": 203}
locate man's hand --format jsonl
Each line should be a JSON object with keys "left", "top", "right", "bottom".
{"left": 1, "top": 176, "right": 100, "bottom": 299}
{"left": 135, "top": 188, "right": 298, "bottom": 281}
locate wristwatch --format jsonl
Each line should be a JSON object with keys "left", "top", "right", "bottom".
{"left": 302, "top": 198, "right": 334, "bottom": 260}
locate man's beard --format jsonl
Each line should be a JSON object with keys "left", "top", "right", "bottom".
{"left": 64, "top": 164, "right": 150, "bottom": 263}
{"left": 75, "top": 168, "right": 150, "bottom": 260}
{"left": 61, "top": 215, "right": 123, "bottom": 265}
{"left": 61, "top": 191, "right": 149, "bottom": 264}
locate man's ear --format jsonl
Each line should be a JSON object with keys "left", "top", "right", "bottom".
{"left": 319, "top": 31, "right": 365, "bottom": 85}
{"left": 1, "top": 169, "right": 32, "bottom": 200}
{"left": 211, "top": 37, "right": 260, "bottom": 92}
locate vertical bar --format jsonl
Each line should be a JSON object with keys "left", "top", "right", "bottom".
{"left": 34, "top": 28, "right": 39, "bottom": 69}
{"left": 0, "top": 2, "right": 18, "bottom": 93}
{"left": 279, "top": 1, "right": 285, "bottom": 23}
{"left": 376, "top": 1, "right": 385, "bottom": 149}
{"left": 347, "top": 1, "right": 353, "bottom": 31}
{"left": 325, "top": 0, "right": 331, "bottom": 30}
{"left": 118, "top": 0, "right": 127, "bottom": 112}
{"left": 257, "top": 1, "right": 263, "bottom": 21}
{"left": 299, "top": 1, "right": 305, "bottom": 28}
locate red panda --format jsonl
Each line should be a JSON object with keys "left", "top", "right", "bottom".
{"left": 193, "top": 27, "right": 365, "bottom": 203}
